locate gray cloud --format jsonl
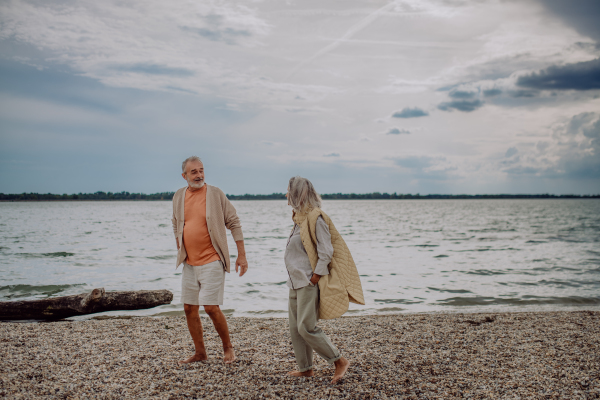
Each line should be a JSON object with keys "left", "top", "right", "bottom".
{"left": 536, "top": 141, "right": 550, "bottom": 152}
{"left": 540, "top": 0, "right": 600, "bottom": 42}
{"left": 181, "top": 15, "right": 252, "bottom": 45}
{"left": 394, "top": 156, "right": 436, "bottom": 169}
{"left": 393, "top": 156, "right": 457, "bottom": 180}
{"left": 516, "top": 58, "right": 600, "bottom": 91}
{"left": 323, "top": 152, "right": 340, "bottom": 157}
{"left": 111, "top": 63, "right": 194, "bottom": 77}
{"left": 502, "top": 112, "right": 600, "bottom": 179}
{"left": 505, "top": 147, "right": 518, "bottom": 158}
{"left": 567, "top": 111, "right": 597, "bottom": 135}
{"left": 483, "top": 88, "right": 502, "bottom": 97}
{"left": 509, "top": 90, "right": 539, "bottom": 98}
{"left": 392, "top": 107, "right": 429, "bottom": 118}
{"left": 503, "top": 166, "right": 541, "bottom": 175}
{"left": 386, "top": 127, "right": 410, "bottom": 135}
{"left": 449, "top": 89, "right": 477, "bottom": 99}
{"left": 438, "top": 99, "right": 484, "bottom": 112}
{"left": 194, "top": 27, "right": 251, "bottom": 42}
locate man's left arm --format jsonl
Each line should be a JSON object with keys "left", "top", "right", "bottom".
{"left": 221, "top": 191, "right": 248, "bottom": 276}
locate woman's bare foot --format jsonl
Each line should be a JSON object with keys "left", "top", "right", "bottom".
{"left": 224, "top": 347, "right": 236, "bottom": 364}
{"left": 288, "top": 370, "right": 315, "bottom": 378}
{"left": 332, "top": 357, "right": 350, "bottom": 384}
{"left": 179, "top": 353, "right": 208, "bottom": 364}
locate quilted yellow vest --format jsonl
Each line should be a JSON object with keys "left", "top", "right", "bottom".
{"left": 293, "top": 208, "right": 365, "bottom": 319}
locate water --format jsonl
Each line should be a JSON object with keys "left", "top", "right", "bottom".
{"left": 1, "top": 199, "right": 599, "bottom": 319}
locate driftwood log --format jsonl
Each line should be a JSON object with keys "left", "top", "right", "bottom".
{"left": 0, "top": 288, "right": 173, "bottom": 320}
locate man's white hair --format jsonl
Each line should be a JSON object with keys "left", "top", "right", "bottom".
{"left": 182, "top": 156, "right": 202, "bottom": 174}
{"left": 287, "top": 176, "right": 322, "bottom": 213}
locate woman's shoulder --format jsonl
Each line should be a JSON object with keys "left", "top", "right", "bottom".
{"left": 311, "top": 208, "right": 330, "bottom": 220}
{"left": 308, "top": 209, "right": 333, "bottom": 227}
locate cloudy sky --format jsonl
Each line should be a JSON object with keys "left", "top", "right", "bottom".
{"left": 1, "top": 0, "right": 599, "bottom": 195}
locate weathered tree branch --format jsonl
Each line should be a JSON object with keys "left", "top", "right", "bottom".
{"left": 0, "top": 289, "right": 173, "bottom": 320}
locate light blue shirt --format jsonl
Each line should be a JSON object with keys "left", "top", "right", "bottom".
{"left": 284, "top": 216, "right": 333, "bottom": 289}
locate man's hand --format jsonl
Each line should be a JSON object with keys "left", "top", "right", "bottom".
{"left": 310, "top": 273, "right": 321, "bottom": 286}
{"left": 235, "top": 254, "right": 248, "bottom": 277}
{"left": 234, "top": 240, "right": 248, "bottom": 277}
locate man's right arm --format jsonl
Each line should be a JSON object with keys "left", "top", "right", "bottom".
{"left": 172, "top": 192, "right": 180, "bottom": 250}
{"left": 171, "top": 215, "right": 180, "bottom": 250}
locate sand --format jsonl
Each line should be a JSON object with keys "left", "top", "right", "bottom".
{"left": 1, "top": 311, "right": 598, "bottom": 399}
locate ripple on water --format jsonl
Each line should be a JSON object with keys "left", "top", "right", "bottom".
{"left": 436, "top": 295, "right": 600, "bottom": 306}
{"left": 427, "top": 287, "right": 472, "bottom": 293}
{"left": 18, "top": 252, "right": 75, "bottom": 258}
{"left": 375, "top": 299, "right": 424, "bottom": 304}
{"left": 507, "top": 279, "right": 600, "bottom": 288}
{"left": 462, "top": 269, "right": 510, "bottom": 276}
{"left": 146, "top": 255, "right": 174, "bottom": 260}
{"left": 0, "top": 283, "right": 87, "bottom": 300}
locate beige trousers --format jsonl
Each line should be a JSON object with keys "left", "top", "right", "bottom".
{"left": 288, "top": 285, "right": 341, "bottom": 372}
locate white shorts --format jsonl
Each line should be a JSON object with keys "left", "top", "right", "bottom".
{"left": 181, "top": 260, "right": 226, "bottom": 306}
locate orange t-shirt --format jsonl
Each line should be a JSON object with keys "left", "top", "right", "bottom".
{"left": 183, "top": 185, "right": 221, "bottom": 266}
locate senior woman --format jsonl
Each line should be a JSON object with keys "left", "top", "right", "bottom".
{"left": 284, "top": 176, "right": 364, "bottom": 384}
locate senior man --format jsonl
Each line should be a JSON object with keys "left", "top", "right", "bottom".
{"left": 172, "top": 156, "right": 248, "bottom": 364}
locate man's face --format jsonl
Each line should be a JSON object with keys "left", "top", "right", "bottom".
{"left": 182, "top": 160, "right": 205, "bottom": 189}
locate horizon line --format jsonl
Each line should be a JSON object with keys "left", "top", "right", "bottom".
{"left": 1, "top": 191, "right": 599, "bottom": 201}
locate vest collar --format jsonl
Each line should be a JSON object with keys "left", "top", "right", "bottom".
{"left": 292, "top": 207, "right": 320, "bottom": 225}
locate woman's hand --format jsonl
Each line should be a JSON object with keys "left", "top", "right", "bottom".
{"left": 310, "top": 273, "right": 321, "bottom": 286}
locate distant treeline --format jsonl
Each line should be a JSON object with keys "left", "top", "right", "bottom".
{"left": 1, "top": 191, "right": 599, "bottom": 202}
{"left": 0, "top": 192, "right": 175, "bottom": 201}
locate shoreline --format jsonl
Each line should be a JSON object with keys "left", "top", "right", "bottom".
{"left": 4, "top": 303, "right": 600, "bottom": 323}
{"left": 1, "top": 310, "right": 598, "bottom": 398}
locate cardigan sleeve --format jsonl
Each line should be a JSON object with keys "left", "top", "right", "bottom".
{"left": 171, "top": 190, "right": 181, "bottom": 238}
{"left": 219, "top": 189, "right": 244, "bottom": 242}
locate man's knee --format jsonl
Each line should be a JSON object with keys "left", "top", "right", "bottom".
{"left": 183, "top": 303, "right": 199, "bottom": 315}
{"left": 203, "top": 305, "right": 221, "bottom": 316}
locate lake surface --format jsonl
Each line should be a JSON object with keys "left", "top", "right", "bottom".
{"left": 1, "top": 199, "right": 599, "bottom": 319}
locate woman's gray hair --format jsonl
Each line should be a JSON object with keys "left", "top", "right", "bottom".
{"left": 287, "top": 176, "right": 322, "bottom": 213}
{"left": 182, "top": 156, "right": 202, "bottom": 173}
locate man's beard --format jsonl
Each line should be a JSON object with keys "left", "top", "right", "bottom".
{"left": 187, "top": 178, "right": 205, "bottom": 189}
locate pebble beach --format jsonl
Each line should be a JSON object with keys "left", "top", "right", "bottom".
{"left": 1, "top": 311, "right": 598, "bottom": 399}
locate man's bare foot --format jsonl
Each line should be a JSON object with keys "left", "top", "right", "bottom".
{"left": 288, "top": 370, "right": 315, "bottom": 378}
{"left": 179, "top": 353, "right": 208, "bottom": 364}
{"left": 224, "top": 347, "right": 236, "bottom": 364}
{"left": 332, "top": 357, "right": 350, "bottom": 384}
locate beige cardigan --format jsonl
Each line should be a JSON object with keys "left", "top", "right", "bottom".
{"left": 293, "top": 208, "right": 365, "bottom": 319}
{"left": 171, "top": 185, "right": 243, "bottom": 272}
